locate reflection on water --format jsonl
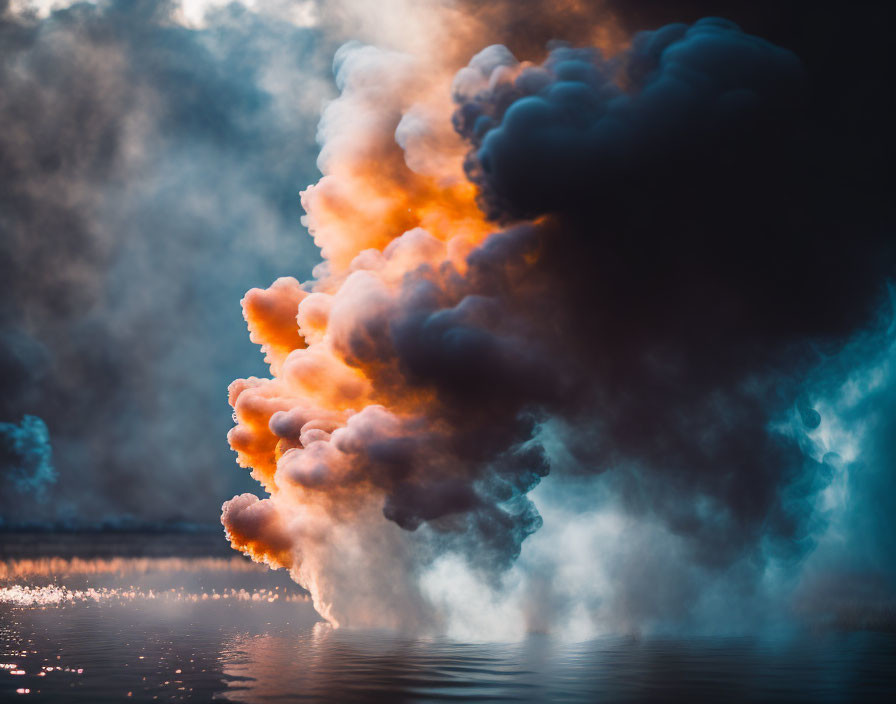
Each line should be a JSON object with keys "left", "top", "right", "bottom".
{"left": 0, "top": 555, "right": 307, "bottom": 608}
{"left": 0, "top": 556, "right": 263, "bottom": 580}
{"left": 217, "top": 626, "right": 896, "bottom": 704}
{"left": 0, "top": 537, "right": 894, "bottom": 702}
{"left": 0, "top": 584, "right": 306, "bottom": 607}
{"left": 0, "top": 544, "right": 318, "bottom": 702}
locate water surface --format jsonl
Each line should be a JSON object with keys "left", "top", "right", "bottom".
{"left": 1, "top": 534, "right": 893, "bottom": 702}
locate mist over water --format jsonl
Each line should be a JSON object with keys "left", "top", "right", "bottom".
{"left": 1, "top": 534, "right": 892, "bottom": 701}
{"left": 3, "top": 579, "right": 895, "bottom": 702}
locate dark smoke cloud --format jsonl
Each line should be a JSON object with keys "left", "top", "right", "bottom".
{"left": 433, "top": 17, "right": 894, "bottom": 574}
{"left": 0, "top": 0, "right": 333, "bottom": 524}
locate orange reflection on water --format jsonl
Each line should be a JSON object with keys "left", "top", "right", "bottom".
{"left": 0, "top": 556, "right": 263, "bottom": 580}
{"left": 0, "top": 584, "right": 307, "bottom": 607}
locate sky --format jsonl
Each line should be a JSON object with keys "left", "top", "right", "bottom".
{"left": 2, "top": 0, "right": 895, "bottom": 637}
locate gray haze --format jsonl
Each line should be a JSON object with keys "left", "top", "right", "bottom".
{"left": 1, "top": 0, "right": 334, "bottom": 524}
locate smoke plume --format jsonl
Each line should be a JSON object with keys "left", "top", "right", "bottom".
{"left": 3, "top": 0, "right": 891, "bottom": 637}
{"left": 222, "top": 11, "right": 895, "bottom": 637}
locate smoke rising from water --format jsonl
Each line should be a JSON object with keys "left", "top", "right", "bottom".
{"left": 1, "top": 0, "right": 892, "bottom": 638}
{"left": 222, "top": 12, "right": 895, "bottom": 637}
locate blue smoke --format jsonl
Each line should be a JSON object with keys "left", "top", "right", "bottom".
{"left": 0, "top": 415, "right": 55, "bottom": 503}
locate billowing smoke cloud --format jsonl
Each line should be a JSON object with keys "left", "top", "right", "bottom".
{"left": 452, "top": 18, "right": 893, "bottom": 563}
{"left": 222, "top": 11, "right": 895, "bottom": 637}
{"left": 3, "top": 0, "right": 891, "bottom": 636}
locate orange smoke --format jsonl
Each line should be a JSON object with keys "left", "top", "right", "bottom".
{"left": 221, "top": 4, "right": 628, "bottom": 629}
{"left": 222, "top": 36, "right": 499, "bottom": 625}
{"left": 228, "top": 47, "right": 491, "bottom": 489}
